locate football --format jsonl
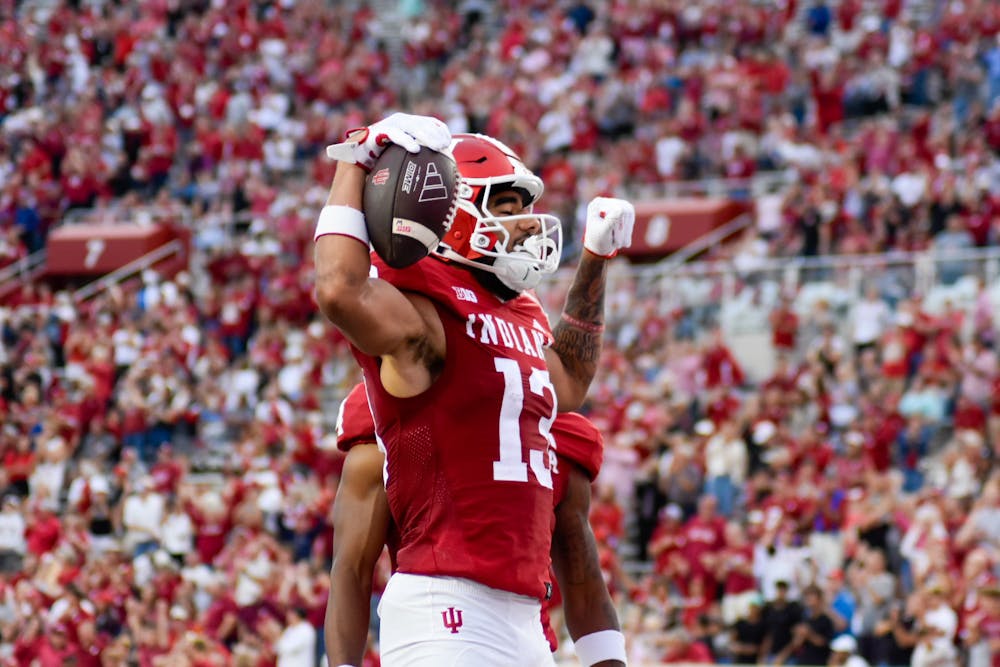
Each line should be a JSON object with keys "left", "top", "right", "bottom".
{"left": 362, "top": 145, "right": 459, "bottom": 269}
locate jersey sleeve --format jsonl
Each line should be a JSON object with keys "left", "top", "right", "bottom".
{"left": 335, "top": 383, "right": 376, "bottom": 453}
{"left": 551, "top": 412, "right": 604, "bottom": 482}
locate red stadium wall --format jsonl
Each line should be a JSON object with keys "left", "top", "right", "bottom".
{"left": 44, "top": 222, "right": 190, "bottom": 279}
{"left": 622, "top": 198, "right": 751, "bottom": 262}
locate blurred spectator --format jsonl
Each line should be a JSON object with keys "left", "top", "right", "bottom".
{"left": 729, "top": 596, "right": 767, "bottom": 664}
{"left": 590, "top": 485, "right": 625, "bottom": 550}
{"left": 830, "top": 634, "right": 871, "bottom": 667}
{"left": 272, "top": 606, "right": 317, "bottom": 667}
{"left": 912, "top": 580, "right": 960, "bottom": 667}
{"left": 659, "top": 626, "right": 713, "bottom": 664}
{"left": 662, "top": 442, "right": 703, "bottom": 519}
{"left": 161, "top": 494, "right": 193, "bottom": 567}
{"left": 122, "top": 476, "right": 164, "bottom": 558}
{"left": 850, "top": 286, "right": 891, "bottom": 360}
{"left": 769, "top": 295, "right": 800, "bottom": 354}
{"left": 791, "top": 584, "right": 836, "bottom": 665}
{"left": 719, "top": 522, "right": 758, "bottom": 626}
{"left": 702, "top": 420, "right": 747, "bottom": 517}
{"left": 701, "top": 327, "right": 745, "bottom": 390}
{"left": 761, "top": 580, "right": 804, "bottom": 663}
{"left": 963, "top": 584, "right": 1000, "bottom": 667}
{"left": 931, "top": 216, "right": 975, "bottom": 285}
{"left": 0, "top": 497, "right": 25, "bottom": 575}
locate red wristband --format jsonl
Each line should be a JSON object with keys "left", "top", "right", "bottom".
{"left": 561, "top": 313, "right": 605, "bottom": 334}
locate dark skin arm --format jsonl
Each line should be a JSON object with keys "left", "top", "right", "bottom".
{"left": 547, "top": 252, "right": 608, "bottom": 410}
{"left": 324, "top": 444, "right": 391, "bottom": 666}
{"left": 550, "top": 462, "right": 624, "bottom": 667}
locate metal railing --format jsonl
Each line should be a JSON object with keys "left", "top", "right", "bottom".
{"left": 657, "top": 213, "right": 754, "bottom": 273}
{"left": 72, "top": 239, "right": 186, "bottom": 303}
{"left": 61, "top": 205, "right": 192, "bottom": 228}
{"left": 541, "top": 244, "right": 1000, "bottom": 336}
{"left": 0, "top": 249, "right": 47, "bottom": 301}
{"left": 658, "top": 245, "right": 1000, "bottom": 293}
{"left": 627, "top": 169, "right": 797, "bottom": 202}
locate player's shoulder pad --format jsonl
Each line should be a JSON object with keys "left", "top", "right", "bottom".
{"left": 551, "top": 412, "right": 604, "bottom": 482}
{"left": 335, "top": 383, "right": 376, "bottom": 453}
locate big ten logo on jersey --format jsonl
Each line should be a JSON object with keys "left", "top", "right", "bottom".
{"left": 464, "top": 313, "right": 550, "bottom": 360}
{"left": 451, "top": 286, "right": 477, "bottom": 303}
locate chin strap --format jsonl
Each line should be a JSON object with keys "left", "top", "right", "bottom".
{"left": 492, "top": 248, "right": 543, "bottom": 293}
{"left": 491, "top": 233, "right": 551, "bottom": 292}
{"left": 432, "top": 243, "right": 538, "bottom": 297}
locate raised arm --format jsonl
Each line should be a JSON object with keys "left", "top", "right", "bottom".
{"left": 551, "top": 463, "right": 626, "bottom": 667}
{"left": 313, "top": 163, "right": 428, "bottom": 358}
{"left": 324, "top": 443, "right": 391, "bottom": 667}
{"left": 314, "top": 114, "right": 452, "bottom": 359}
{"left": 548, "top": 197, "right": 634, "bottom": 410}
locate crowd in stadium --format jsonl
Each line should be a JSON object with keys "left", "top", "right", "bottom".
{"left": 1, "top": 0, "right": 1000, "bottom": 665}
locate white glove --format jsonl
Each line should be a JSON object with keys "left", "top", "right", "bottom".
{"left": 583, "top": 197, "right": 635, "bottom": 258}
{"left": 325, "top": 112, "right": 452, "bottom": 170}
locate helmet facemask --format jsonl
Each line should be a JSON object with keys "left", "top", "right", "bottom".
{"left": 459, "top": 182, "right": 561, "bottom": 293}
{"left": 435, "top": 135, "right": 563, "bottom": 295}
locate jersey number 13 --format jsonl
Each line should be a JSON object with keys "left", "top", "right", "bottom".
{"left": 492, "top": 358, "right": 556, "bottom": 489}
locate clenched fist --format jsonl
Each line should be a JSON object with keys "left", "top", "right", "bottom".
{"left": 583, "top": 197, "right": 635, "bottom": 258}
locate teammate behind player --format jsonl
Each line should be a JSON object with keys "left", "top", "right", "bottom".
{"left": 324, "top": 384, "right": 624, "bottom": 667}
{"left": 314, "top": 113, "right": 632, "bottom": 665}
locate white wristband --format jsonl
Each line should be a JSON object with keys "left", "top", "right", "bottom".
{"left": 314, "top": 205, "right": 370, "bottom": 246}
{"left": 575, "top": 630, "right": 627, "bottom": 666}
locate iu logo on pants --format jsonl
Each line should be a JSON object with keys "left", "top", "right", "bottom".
{"left": 442, "top": 607, "right": 463, "bottom": 634}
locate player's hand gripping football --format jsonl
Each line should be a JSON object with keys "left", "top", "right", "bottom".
{"left": 583, "top": 197, "right": 635, "bottom": 258}
{"left": 326, "top": 112, "right": 452, "bottom": 171}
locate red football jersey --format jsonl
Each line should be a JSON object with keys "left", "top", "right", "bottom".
{"left": 334, "top": 381, "right": 605, "bottom": 651}
{"left": 336, "top": 383, "right": 375, "bottom": 453}
{"left": 352, "top": 255, "right": 558, "bottom": 600}
{"left": 549, "top": 411, "right": 603, "bottom": 504}
{"left": 336, "top": 384, "right": 604, "bottom": 487}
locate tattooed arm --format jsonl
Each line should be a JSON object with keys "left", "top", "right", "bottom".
{"left": 546, "top": 197, "right": 632, "bottom": 410}
{"left": 551, "top": 462, "right": 624, "bottom": 667}
{"left": 547, "top": 251, "right": 608, "bottom": 410}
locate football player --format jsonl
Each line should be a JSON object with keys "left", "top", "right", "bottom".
{"left": 324, "top": 384, "right": 624, "bottom": 667}
{"left": 315, "top": 113, "right": 632, "bottom": 665}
